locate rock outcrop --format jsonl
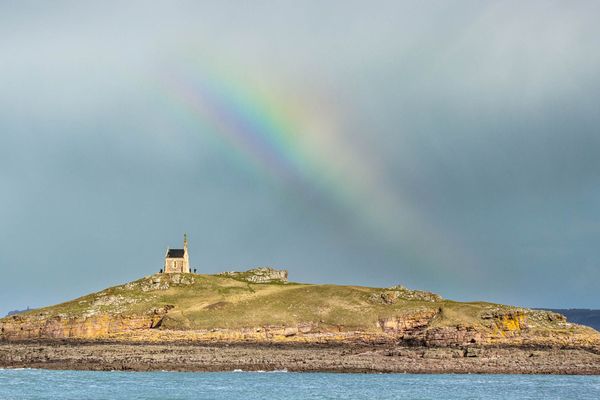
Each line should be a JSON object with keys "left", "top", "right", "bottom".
{"left": 376, "top": 309, "right": 440, "bottom": 333}
{"left": 0, "top": 313, "right": 163, "bottom": 341}
{"left": 125, "top": 273, "right": 196, "bottom": 292}
{"left": 217, "top": 267, "right": 288, "bottom": 283}
{"left": 409, "top": 325, "right": 485, "bottom": 347}
{"left": 369, "top": 286, "right": 442, "bottom": 304}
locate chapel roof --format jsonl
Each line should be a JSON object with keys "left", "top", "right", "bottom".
{"left": 166, "top": 248, "right": 185, "bottom": 258}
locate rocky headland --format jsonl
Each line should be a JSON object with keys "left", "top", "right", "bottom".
{"left": 1, "top": 268, "right": 599, "bottom": 374}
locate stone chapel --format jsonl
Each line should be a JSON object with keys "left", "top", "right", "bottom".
{"left": 164, "top": 234, "right": 190, "bottom": 273}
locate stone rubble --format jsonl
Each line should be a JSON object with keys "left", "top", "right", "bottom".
{"left": 217, "top": 267, "right": 288, "bottom": 284}
{"left": 369, "top": 285, "right": 443, "bottom": 304}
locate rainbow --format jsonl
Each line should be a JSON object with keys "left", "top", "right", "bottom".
{"left": 156, "top": 59, "right": 473, "bottom": 274}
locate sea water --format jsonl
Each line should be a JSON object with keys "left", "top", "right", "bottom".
{"left": 0, "top": 369, "right": 599, "bottom": 399}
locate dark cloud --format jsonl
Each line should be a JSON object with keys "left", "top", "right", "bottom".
{"left": 1, "top": 1, "right": 599, "bottom": 314}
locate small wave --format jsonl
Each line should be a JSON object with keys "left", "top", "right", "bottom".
{"left": 231, "top": 369, "right": 288, "bottom": 373}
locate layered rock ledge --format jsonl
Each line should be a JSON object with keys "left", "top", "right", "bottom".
{"left": 1, "top": 342, "right": 599, "bottom": 374}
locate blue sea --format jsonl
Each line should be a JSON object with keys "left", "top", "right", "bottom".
{"left": 1, "top": 369, "right": 599, "bottom": 399}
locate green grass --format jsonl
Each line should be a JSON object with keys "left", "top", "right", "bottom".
{"left": 7, "top": 273, "right": 585, "bottom": 335}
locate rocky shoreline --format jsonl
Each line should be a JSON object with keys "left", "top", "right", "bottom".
{"left": 1, "top": 341, "right": 599, "bottom": 374}
{"left": 2, "top": 272, "right": 599, "bottom": 374}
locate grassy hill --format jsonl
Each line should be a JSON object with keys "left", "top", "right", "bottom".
{"left": 1, "top": 269, "right": 599, "bottom": 347}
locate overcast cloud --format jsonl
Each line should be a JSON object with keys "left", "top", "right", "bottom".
{"left": 1, "top": 1, "right": 599, "bottom": 314}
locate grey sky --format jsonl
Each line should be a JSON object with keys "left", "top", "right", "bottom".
{"left": 1, "top": 1, "right": 599, "bottom": 315}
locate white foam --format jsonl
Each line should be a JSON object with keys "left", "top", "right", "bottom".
{"left": 230, "top": 368, "right": 288, "bottom": 373}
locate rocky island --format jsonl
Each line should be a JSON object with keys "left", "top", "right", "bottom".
{"left": 1, "top": 268, "right": 599, "bottom": 374}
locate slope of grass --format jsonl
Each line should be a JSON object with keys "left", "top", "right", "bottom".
{"left": 11, "top": 272, "right": 585, "bottom": 336}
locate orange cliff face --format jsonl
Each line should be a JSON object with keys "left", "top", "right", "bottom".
{"left": 1, "top": 308, "right": 599, "bottom": 348}
{"left": 0, "top": 313, "right": 163, "bottom": 341}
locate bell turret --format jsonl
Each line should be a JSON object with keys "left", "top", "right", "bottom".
{"left": 183, "top": 233, "right": 190, "bottom": 273}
